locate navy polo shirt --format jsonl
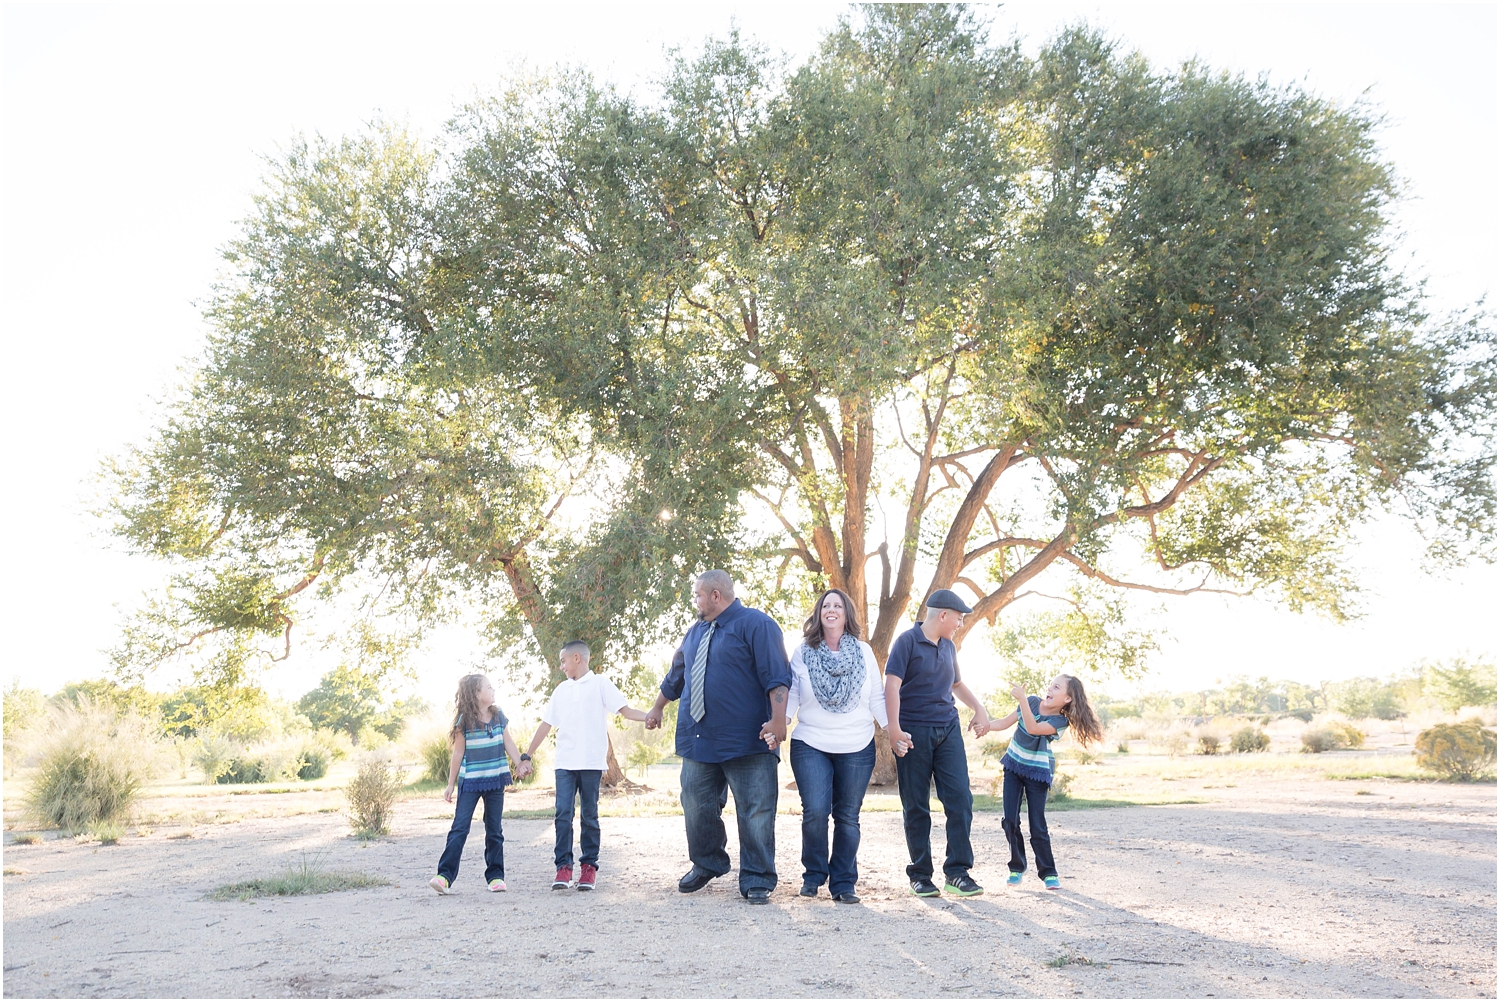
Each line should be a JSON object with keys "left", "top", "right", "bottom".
{"left": 884, "top": 622, "right": 961, "bottom": 727}
{"left": 660, "top": 599, "right": 792, "bottom": 763}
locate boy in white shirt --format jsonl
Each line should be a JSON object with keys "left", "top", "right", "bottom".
{"left": 523, "top": 640, "right": 650, "bottom": 891}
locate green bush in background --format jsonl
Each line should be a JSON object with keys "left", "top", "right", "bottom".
{"left": 1229, "top": 727, "right": 1270, "bottom": 753}
{"left": 346, "top": 754, "right": 404, "bottom": 837}
{"left": 23, "top": 700, "right": 160, "bottom": 832}
{"left": 1415, "top": 720, "right": 1496, "bottom": 780}
{"left": 421, "top": 734, "right": 452, "bottom": 785}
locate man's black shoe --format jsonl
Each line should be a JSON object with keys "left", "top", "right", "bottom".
{"left": 678, "top": 867, "right": 720, "bottom": 893}
{"left": 745, "top": 888, "right": 771, "bottom": 904}
{"left": 909, "top": 878, "right": 941, "bottom": 897}
{"left": 832, "top": 891, "right": 861, "bottom": 904}
{"left": 799, "top": 883, "right": 818, "bottom": 897}
{"left": 944, "top": 873, "right": 984, "bottom": 897}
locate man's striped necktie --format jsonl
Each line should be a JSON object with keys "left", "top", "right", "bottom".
{"left": 688, "top": 620, "right": 716, "bottom": 722}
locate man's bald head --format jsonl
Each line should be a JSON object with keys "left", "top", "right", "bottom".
{"left": 693, "top": 570, "right": 735, "bottom": 620}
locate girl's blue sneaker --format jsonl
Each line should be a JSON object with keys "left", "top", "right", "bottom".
{"left": 1042, "top": 875, "right": 1061, "bottom": 890}
{"left": 1006, "top": 871, "right": 1023, "bottom": 887}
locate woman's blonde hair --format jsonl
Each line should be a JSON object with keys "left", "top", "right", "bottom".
{"left": 1058, "top": 675, "right": 1103, "bottom": 747}
{"left": 450, "top": 673, "right": 498, "bottom": 743}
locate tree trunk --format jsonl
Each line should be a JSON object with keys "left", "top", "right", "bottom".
{"left": 603, "top": 735, "right": 625, "bottom": 787}
{"left": 870, "top": 723, "right": 898, "bottom": 786}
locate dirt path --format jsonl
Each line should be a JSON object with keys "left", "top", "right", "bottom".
{"left": 3, "top": 777, "right": 1493, "bottom": 998}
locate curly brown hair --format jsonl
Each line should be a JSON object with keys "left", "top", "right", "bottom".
{"left": 801, "top": 588, "right": 862, "bottom": 648}
{"left": 1057, "top": 675, "right": 1104, "bottom": 747}
{"left": 450, "top": 673, "right": 500, "bottom": 743}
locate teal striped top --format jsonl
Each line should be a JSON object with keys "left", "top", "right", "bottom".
{"left": 1001, "top": 695, "right": 1068, "bottom": 785}
{"left": 457, "top": 707, "right": 511, "bottom": 793}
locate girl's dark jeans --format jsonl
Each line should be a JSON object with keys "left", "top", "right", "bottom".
{"left": 554, "top": 768, "right": 602, "bottom": 869}
{"left": 437, "top": 784, "right": 505, "bottom": 884}
{"left": 788, "top": 737, "right": 876, "bottom": 895}
{"left": 1001, "top": 767, "right": 1056, "bottom": 878}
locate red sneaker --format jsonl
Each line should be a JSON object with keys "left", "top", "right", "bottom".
{"left": 552, "top": 866, "right": 573, "bottom": 890}
{"left": 577, "top": 864, "right": 597, "bottom": 891}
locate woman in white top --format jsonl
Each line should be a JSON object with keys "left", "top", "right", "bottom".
{"left": 785, "top": 587, "right": 891, "bottom": 904}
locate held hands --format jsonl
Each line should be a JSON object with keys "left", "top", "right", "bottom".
{"left": 890, "top": 729, "right": 912, "bottom": 757}
{"left": 644, "top": 707, "right": 664, "bottom": 730}
{"left": 968, "top": 713, "right": 992, "bottom": 738}
{"left": 758, "top": 718, "right": 787, "bottom": 751}
{"left": 514, "top": 759, "right": 534, "bottom": 781}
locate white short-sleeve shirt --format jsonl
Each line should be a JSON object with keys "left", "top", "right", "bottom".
{"left": 541, "top": 672, "right": 628, "bottom": 771}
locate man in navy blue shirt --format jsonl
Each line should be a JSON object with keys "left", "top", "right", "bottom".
{"left": 884, "top": 588, "right": 992, "bottom": 898}
{"left": 646, "top": 570, "right": 792, "bottom": 903}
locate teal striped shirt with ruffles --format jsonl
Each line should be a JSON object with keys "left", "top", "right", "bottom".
{"left": 457, "top": 707, "right": 511, "bottom": 793}
{"left": 1001, "top": 695, "right": 1069, "bottom": 785}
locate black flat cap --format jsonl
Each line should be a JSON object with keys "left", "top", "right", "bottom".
{"left": 925, "top": 588, "right": 972, "bottom": 614}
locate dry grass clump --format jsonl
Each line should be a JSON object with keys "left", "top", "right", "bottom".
{"left": 420, "top": 733, "right": 452, "bottom": 784}
{"left": 208, "top": 853, "right": 388, "bottom": 901}
{"left": 1415, "top": 719, "right": 1496, "bottom": 780}
{"left": 1301, "top": 721, "right": 1365, "bottom": 753}
{"left": 1229, "top": 726, "right": 1271, "bottom": 753}
{"left": 22, "top": 699, "right": 160, "bottom": 832}
{"left": 345, "top": 754, "right": 405, "bottom": 837}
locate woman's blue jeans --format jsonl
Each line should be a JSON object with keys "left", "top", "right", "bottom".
{"left": 436, "top": 784, "right": 504, "bottom": 884}
{"left": 789, "top": 737, "right": 876, "bottom": 895}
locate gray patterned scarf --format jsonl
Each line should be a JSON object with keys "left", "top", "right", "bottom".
{"left": 802, "top": 633, "right": 865, "bottom": 714}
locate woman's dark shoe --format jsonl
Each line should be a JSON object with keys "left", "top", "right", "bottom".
{"left": 799, "top": 883, "right": 819, "bottom": 897}
{"left": 678, "top": 867, "right": 720, "bottom": 893}
{"left": 832, "top": 891, "right": 861, "bottom": 904}
{"left": 909, "top": 878, "right": 941, "bottom": 897}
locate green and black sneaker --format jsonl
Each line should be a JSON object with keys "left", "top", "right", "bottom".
{"left": 910, "top": 878, "right": 942, "bottom": 897}
{"left": 945, "top": 874, "right": 984, "bottom": 897}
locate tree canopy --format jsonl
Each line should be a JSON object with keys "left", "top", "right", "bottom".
{"left": 106, "top": 5, "right": 1494, "bottom": 712}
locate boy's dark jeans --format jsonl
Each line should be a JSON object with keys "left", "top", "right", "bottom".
{"left": 789, "top": 737, "right": 876, "bottom": 895}
{"left": 554, "top": 768, "right": 602, "bottom": 869}
{"left": 437, "top": 785, "right": 505, "bottom": 884}
{"left": 894, "top": 719, "right": 974, "bottom": 882}
{"left": 1001, "top": 767, "right": 1056, "bottom": 878}
{"left": 679, "top": 752, "right": 779, "bottom": 895}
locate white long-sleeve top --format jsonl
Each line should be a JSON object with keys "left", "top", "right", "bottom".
{"left": 785, "top": 639, "right": 890, "bottom": 755}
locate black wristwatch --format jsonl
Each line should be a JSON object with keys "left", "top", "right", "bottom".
{"left": 519, "top": 753, "right": 532, "bottom": 762}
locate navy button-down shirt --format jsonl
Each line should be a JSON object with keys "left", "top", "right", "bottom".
{"left": 660, "top": 599, "right": 792, "bottom": 763}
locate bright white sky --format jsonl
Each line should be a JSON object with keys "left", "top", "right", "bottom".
{"left": 1, "top": 2, "right": 1495, "bottom": 713}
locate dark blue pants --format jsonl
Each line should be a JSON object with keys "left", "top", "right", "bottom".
{"left": 436, "top": 784, "right": 504, "bottom": 884}
{"left": 894, "top": 720, "right": 974, "bottom": 882}
{"left": 554, "top": 768, "right": 602, "bottom": 869}
{"left": 1001, "top": 768, "right": 1057, "bottom": 878}
{"left": 789, "top": 738, "right": 875, "bottom": 895}
{"left": 679, "top": 752, "right": 779, "bottom": 895}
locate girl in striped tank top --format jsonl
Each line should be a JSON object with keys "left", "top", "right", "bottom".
{"left": 430, "top": 674, "right": 531, "bottom": 894}
{"left": 983, "top": 675, "right": 1102, "bottom": 890}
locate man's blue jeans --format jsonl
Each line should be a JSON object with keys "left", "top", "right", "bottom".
{"left": 436, "top": 784, "right": 505, "bottom": 884}
{"left": 679, "top": 752, "right": 779, "bottom": 895}
{"left": 554, "top": 768, "right": 602, "bottom": 869}
{"left": 789, "top": 737, "right": 876, "bottom": 895}
{"left": 894, "top": 719, "right": 974, "bottom": 882}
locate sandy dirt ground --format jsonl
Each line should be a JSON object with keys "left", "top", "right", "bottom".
{"left": 3, "top": 775, "right": 1494, "bottom": 999}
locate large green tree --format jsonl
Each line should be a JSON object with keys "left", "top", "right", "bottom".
{"left": 107, "top": 6, "right": 1493, "bottom": 780}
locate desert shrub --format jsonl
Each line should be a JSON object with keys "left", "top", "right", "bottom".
{"left": 1415, "top": 720, "right": 1496, "bottom": 780}
{"left": 193, "top": 732, "right": 238, "bottom": 783}
{"left": 1333, "top": 677, "right": 1403, "bottom": 720}
{"left": 1048, "top": 770, "right": 1072, "bottom": 800}
{"left": 87, "top": 821, "right": 125, "bottom": 845}
{"left": 1159, "top": 730, "right": 1190, "bottom": 758}
{"left": 626, "top": 736, "right": 668, "bottom": 777}
{"left": 1230, "top": 727, "right": 1270, "bottom": 753}
{"left": 209, "top": 854, "right": 389, "bottom": 901}
{"left": 22, "top": 700, "right": 159, "bottom": 832}
{"left": 1288, "top": 709, "right": 1314, "bottom": 723}
{"left": 345, "top": 754, "right": 404, "bottom": 836}
{"left": 1301, "top": 722, "right": 1364, "bottom": 753}
{"left": 978, "top": 736, "right": 1010, "bottom": 766}
{"left": 1072, "top": 745, "right": 1103, "bottom": 765}
{"left": 1116, "top": 741, "right": 1130, "bottom": 754}
{"left": 421, "top": 734, "right": 452, "bottom": 785}
{"left": 12, "top": 833, "right": 42, "bottom": 845}
{"left": 1196, "top": 734, "right": 1221, "bottom": 755}
{"left": 1423, "top": 658, "right": 1497, "bottom": 714}
{"left": 297, "top": 746, "right": 330, "bottom": 781}
{"left": 217, "top": 743, "right": 300, "bottom": 784}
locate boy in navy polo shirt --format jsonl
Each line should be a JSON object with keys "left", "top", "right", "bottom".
{"left": 884, "top": 589, "right": 992, "bottom": 897}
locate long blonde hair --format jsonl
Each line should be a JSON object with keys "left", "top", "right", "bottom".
{"left": 450, "top": 673, "right": 498, "bottom": 743}
{"left": 1058, "top": 675, "right": 1103, "bottom": 747}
